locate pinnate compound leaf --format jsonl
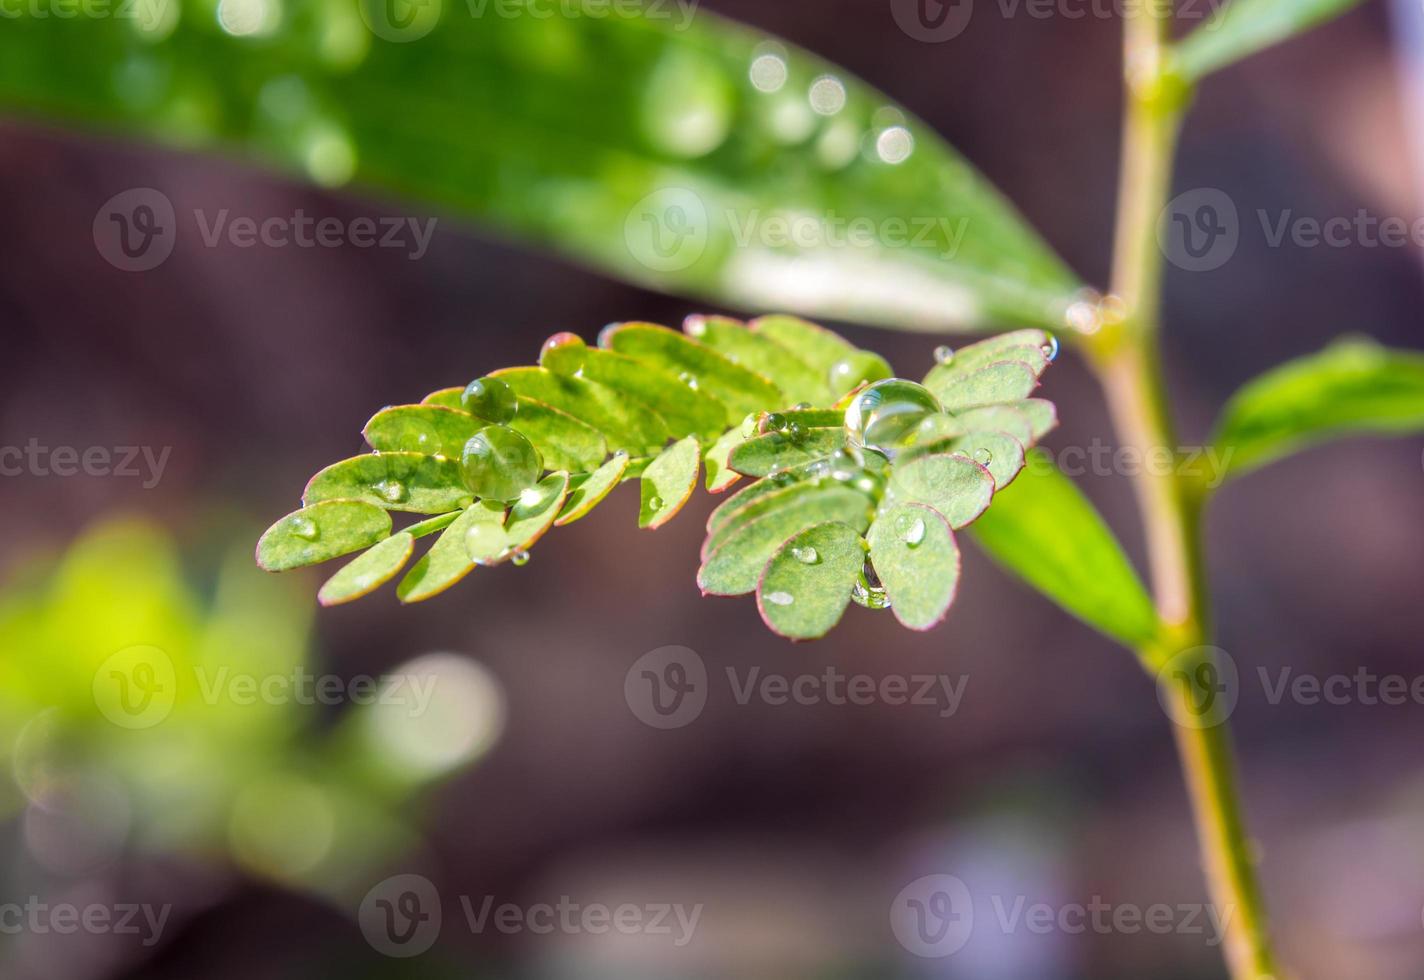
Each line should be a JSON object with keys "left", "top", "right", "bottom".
{"left": 1211, "top": 339, "right": 1424, "bottom": 482}
{"left": 257, "top": 500, "right": 393, "bottom": 572}
{"left": 757, "top": 522, "right": 864, "bottom": 640}
{"left": 640, "top": 436, "right": 701, "bottom": 529}
{"left": 969, "top": 451, "right": 1160, "bottom": 648}
{"left": 557, "top": 453, "right": 630, "bottom": 526}
{"left": 318, "top": 531, "right": 415, "bottom": 606}
{"left": 304, "top": 452, "right": 470, "bottom": 514}
{"left": 867, "top": 504, "right": 960, "bottom": 631}
{"left": 1173, "top": 0, "right": 1369, "bottom": 82}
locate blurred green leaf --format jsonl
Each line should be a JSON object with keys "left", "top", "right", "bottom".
{"left": 257, "top": 499, "right": 392, "bottom": 571}
{"left": 1173, "top": 0, "right": 1368, "bottom": 81}
{"left": 867, "top": 503, "right": 959, "bottom": 631}
{"left": 756, "top": 522, "right": 863, "bottom": 639}
{"left": 969, "top": 451, "right": 1161, "bottom": 648}
{"left": 0, "top": 0, "right": 1081, "bottom": 330}
{"left": 1211, "top": 338, "right": 1424, "bottom": 481}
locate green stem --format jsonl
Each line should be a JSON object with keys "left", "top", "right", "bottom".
{"left": 1086, "top": 6, "right": 1282, "bottom": 978}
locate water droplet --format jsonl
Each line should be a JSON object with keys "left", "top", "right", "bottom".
{"left": 792, "top": 545, "right": 820, "bottom": 565}
{"left": 461, "top": 376, "right": 518, "bottom": 424}
{"left": 289, "top": 515, "right": 319, "bottom": 541}
{"left": 843, "top": 379, "right": 943, "bottom": 461}
{"left": 974, "top": 447, "right": 993, "bottom": 467}
{"left": 904, "top": 517, "right": 926, "bottom": 547}
{"left": 765, "top": 412, "right": 787, "bottom": 434}
{"left": 933, "top": 345, "right": 955, "bottom": 365}
{"left": 786, "top": 420, "right": 806, "bottom": 440}
{"left": 461, "top": 424, "right": 543, "bottom": 502}
{"left": 647, "top": 495, "right": 664, "bottom": 512}
{"left": 792, "top": 402, "right": 813, "bottom": 411}
{"left": 827, "top": 351, "right": 894, "bottom": 397}
{"left": 539, "top": 332, "right": 587, "bottom": 377}
{"left": 375, "top": 479, "right": 407, "bottom": 503}
{"left": 465, "top": 521, "right": 505, "bottom": 564}
{"left": 765, "top": 590, "right": 795, "bottom": 606}
{"left": 510, "top": 549, "right": 531, "bottom": 567}
{"left": 1041, "top": 333, "right": 1060, "bottom": 362}
{"left": 678, "top": 371, "right": 700, "bottom": 391}
{"left": 740, "top": 414, "right": 759, "bottom": 438}
{"left": 685, "top": 316, "right": 708, "bottom": 338}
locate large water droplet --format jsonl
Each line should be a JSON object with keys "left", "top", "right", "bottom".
{"left": 289, "top": 515, "right": 319, "bottom": 541}
{"left": 465, "top": 521, "right": 505, "bottom": 564}
{"left": 765, "top": 590, "right": 795, "bottom": 606}
{"left": 462, "top": 376, "right": 518, "bottom": 424}
{"left": 843, "top": 379, "right": 943, "bottom": 462}
{"left": 850, "top": 561, "right": 891, "bottom": 610}
{"left": 461, "top": 425, "right": 542, "bottom": 502}
{"left": 933, "top": 345, "right": 955, "bottom": 365}
{"left": 792, "top": 545, "right": 820, "bottom": 565}
{"left": 539, "top": 332, "right": 587, "bottom": 377}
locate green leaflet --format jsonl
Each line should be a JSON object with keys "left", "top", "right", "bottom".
{"left": 465, "top": 474, "right": 569, "bottom": 563}
{"left": 953, "top": 400, "right": 1058, "bottom": 446}
{"left": 728, "top": 429, "right": 846, "bottom": 478}
{"left": 508, "top": 399, "right": 609, "bottom": 474}
{"left": 601, "top": 323, "right": 785, "bottom": 418}
{"left": 684, "top": 315, "right": 831, "bottom": 406}
{"left": 303, "top": 452, "right": 470, "bottom": 514}
{"left": 397, "top": 502, "right": 506, "bottom": 603}
{"left": 318, "top": 531, "right": 415, "bottom": 606}
{"left": 887, "top": 453, "right": 996, "bottom": 529}
{"left": 0, "top": 5, "right": 1080, "bottom": 331}
{"left": 640, "top": 436, "right": 701, "bottom": 529}
{"left": 934, "top": 362, "right": 1041, "bottom": 413}
{"left": 1173, "top": 0, "right": 1369, "bottom": 82}
{"left": 944, "top": 432, "right": 1027, "bottom": 491}
{"left": 364, "top": 405, "right": 481, "bottom": 458}
{"left": 257, "top": 499, "right": 393, "bottom": 572}
{"left": 580, "top": 348, "right": 730, "bottom": 440}
{"left": 557, "top": 453, "right": 629, "bottom": 526}
{"left": 494, "top": 366, "right": 669, "bottom": 455}
{"left": 703, "top": 427, "right": 750, "bottom": 493}
{"left": 699, "top": 484, "right": 874, "bottom": 596}
{"left": 1210, "top": 338, "right": 1424, "bottom": 483}
{"left": 750, "top": 315, "right": 860, "bottom": 377}
{"left": 757, "top": 522, "right": 865, "bottom": 640}
{"left": 969, "top": 451, "right": 1161, "bottom": 648}
{"left": 867, "top": 503, "right": 960, "bottom": 631}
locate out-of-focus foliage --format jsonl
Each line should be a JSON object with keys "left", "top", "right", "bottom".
{"left": 0, "top": 519, "right": 501, "bottom": 893}
{"left": 259, "top": 316, "right": 1061, "bottom": 638}
{"left": 1172, "top": 0, "right": 1370, "bottom": 82}
{"left": 1211, "top": 338, "right": 1424, "bottom": 482}
{"left": 0, "top": 0, "right": 1083, "bottom": 331}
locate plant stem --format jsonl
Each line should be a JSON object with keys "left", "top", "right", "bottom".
{"left": 1085, "top": 4, "right": 1282, "bottom": 978}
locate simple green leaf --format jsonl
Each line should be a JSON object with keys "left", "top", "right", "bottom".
{"left": 257, "top": 499, "right": 393, "bottom": 572}
{"left": 757, "top": 522, "right": 864, "bottom": 640}
{"left": 318, "top": 531, "right": 415, "bottom": 606}
{"left": 1212, "top": 339, "right": 1424, "bottom": 481}
{"left": 867, "top": 503, "right": 960, "bottom": 631}
{"left": 969, "top": 451, "right": 1161, "bottom": 648}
